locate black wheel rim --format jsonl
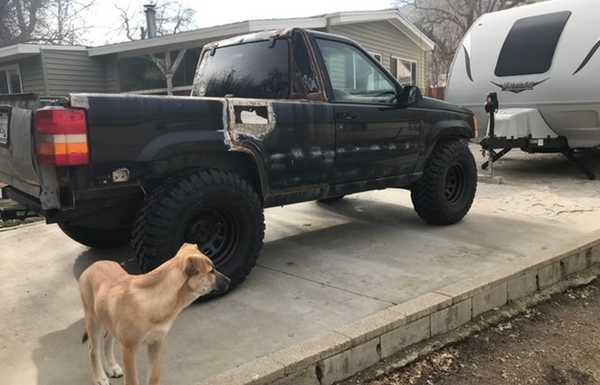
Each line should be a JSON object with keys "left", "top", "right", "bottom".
{"left": 444, "top": 164, "right": 466, "bottom": 204}
{"left": 184, "top": 209, "right": 240, "bottom": 266}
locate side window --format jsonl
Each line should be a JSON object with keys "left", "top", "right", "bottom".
{"left": 316, "top": 38, "right": 397, "bottom": 104}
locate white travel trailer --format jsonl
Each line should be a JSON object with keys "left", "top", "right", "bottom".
{"left": 446, "top": 0, "right": 600, "bottom": 177}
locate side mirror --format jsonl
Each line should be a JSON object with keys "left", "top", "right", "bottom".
{"left": 397, "top": 85, "right": 423, "bottom": 107}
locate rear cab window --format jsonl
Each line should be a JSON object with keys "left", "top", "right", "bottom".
{"left": 193, "top": 39, "right": 290, "bottom": 99}
{"left": 495, "top": 11, "right": 571, "bottom": 77}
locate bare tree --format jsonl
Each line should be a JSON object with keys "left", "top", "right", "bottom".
{"left": 0, "top": 0, "right": 45, "bottom": 46}
{"left": 36, "top": 0, "right": 96, "bottom": 44}
{"left": 395, "top": 0, "right": 533, "bottom": 86}
{"left": 0, "top": 0, "right": 95, "bottom": 46}
{"left": 115, "top": 0, "right": 196, "bottom": 41}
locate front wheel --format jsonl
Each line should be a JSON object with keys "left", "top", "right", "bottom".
{"left": 132, "top": 170, "right": 265, "bottom": 291}
{"left": 58, "top": 222, "right": 131, "bottom": 249}
{"left": 411, "top": 140, "right": 477, "bottom": 225}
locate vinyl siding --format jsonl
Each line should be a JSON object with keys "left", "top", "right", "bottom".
{"left": 41, "top": 49, "right": 106, "bottom": 96}
{"left": 328, "top": 21, "right": 427, "bottom": 89}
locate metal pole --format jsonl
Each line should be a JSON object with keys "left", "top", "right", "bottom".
{"left": 488, "top": 108, "right": 494, "bottom": 177}
{"left": 485, "top": 92, "right": 499, "bottom": 178}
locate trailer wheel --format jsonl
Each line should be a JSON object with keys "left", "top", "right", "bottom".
{"left": 411, "top": 140, "right": 477, "bottom": 225}
{"left": 132, "top": 170, "right": 264, "bottom": 292}
{"left": 58, "top": 222, "right": 131, "bottom": 249}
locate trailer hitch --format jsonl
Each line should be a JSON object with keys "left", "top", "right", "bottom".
{"left": 479, "top": 92, "right": 596, "bottom": 180}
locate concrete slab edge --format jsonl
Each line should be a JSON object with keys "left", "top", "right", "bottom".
{"left": 0, "top": 220, "right": 44, "bottom": 233}
{"left": 196, "top": 232, "right": 600, "bottom": 385}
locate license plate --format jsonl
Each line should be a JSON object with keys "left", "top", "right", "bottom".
{"left": 0, "top": 110, "right": 8, "bottom": 145}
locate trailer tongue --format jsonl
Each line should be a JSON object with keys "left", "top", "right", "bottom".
{"left": 480, "top": 92, "right": 596, "bottom": 180}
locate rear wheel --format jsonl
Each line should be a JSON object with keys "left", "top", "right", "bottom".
{"left": 132, "top": 170, "right": 264, "bottom": 291}
{"left": 58, "top": 222, "right": 131, "bottom": 249}
{"left": 411, "top": 140, "right": 477, "bottom": 225}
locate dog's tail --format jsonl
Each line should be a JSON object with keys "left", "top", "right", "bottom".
{"left": 82, "top": 331, "right": 88, "bottom": 344}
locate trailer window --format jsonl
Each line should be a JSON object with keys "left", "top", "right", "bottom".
{"left": 495, "top": 11, "right": 571, "bottom": 77}
{"left": 193, "top": 39, "right": 289, "bottom": 99}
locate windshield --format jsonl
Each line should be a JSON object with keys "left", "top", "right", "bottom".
{"left": 192, "top": 39, "right": 290, "bottom": 99}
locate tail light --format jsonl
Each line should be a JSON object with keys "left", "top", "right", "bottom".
{"left": 36, "top": 108, "right": 89, "bottom": 166}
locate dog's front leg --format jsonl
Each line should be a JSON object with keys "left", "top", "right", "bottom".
{"left": 147, "top": 339, "right": 164, "bottom": 385}
{"left": 86, "top": 319, "right": 110, "bottom": 385}
{"left": 123, "top": 343, "right": 140, "bottom": 385}
{"left": 103, "top": 332, "right": 124, "bottom": 378}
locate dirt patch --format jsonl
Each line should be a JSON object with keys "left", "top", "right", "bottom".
{"left": 341, "top": 281, "right": 600, "bottom": 385}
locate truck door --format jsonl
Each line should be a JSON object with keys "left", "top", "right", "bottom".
{"left": 313, "top": 37, "right": 421, "bottom": 183}
{"left": 203, "top": 35, "right": 335, "bottom": 195}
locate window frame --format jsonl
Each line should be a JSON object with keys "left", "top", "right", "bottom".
{"left": 0, "top": 64, "right": 23, "bottom": 95}
{"left": 312, "top": 36, "right": 401, "bottom": 106}
{"left": 391, "top": 56, "right": 417, "bottom": 86}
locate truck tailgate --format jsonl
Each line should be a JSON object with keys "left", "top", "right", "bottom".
{"left": 0, "top": 105, "right": 41, "bottom": 198}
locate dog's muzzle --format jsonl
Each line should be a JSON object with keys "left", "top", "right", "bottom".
{"left": 214, "top": 272, "right": 231, "bottom": 295}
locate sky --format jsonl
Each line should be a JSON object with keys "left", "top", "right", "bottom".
{"left": 83, "top": 0, "right": 393, "bottom": 46}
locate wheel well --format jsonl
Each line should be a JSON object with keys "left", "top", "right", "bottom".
{"left": 417, "top": 134, "right": 471, "bottom": 174}
{"left": 147, "top": 151, "right": 265, "bottom": 198}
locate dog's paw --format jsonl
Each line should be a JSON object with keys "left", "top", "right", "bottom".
{"left": 93, "top": 376, "right": 110, "bottom": 385}
{"left": 106, "top": 364, "right": 124, "bottom": 378}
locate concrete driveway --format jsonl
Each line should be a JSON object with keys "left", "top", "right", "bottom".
{"left": 2, "top": 147, "right": 600, "bottom": 385}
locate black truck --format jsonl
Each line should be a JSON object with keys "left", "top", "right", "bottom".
{"left": 0, "top": 28, "right": 478, "bottom": 289}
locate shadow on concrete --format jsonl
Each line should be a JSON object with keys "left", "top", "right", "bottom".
{"left": 31, "top": 319, "right": 91, "bottom": 385}
{"left": 67, "top": 194, "right": 579, "bottom": 307}
{"left": 315, "top": 196, "right": 425, "bottom": 227}
{"left": 73, "top": 246, "right": 138, "bottom": 280}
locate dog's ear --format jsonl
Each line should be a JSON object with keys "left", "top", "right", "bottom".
{"left": 184, "top": 256, "right": 200, "bottom": 277}
{"left": 176, "top": 243, "right": 199, "bottom": 257}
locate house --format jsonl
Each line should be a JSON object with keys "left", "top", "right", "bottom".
{"left": 0, "top": 8, "right": 434, "bottom": 98}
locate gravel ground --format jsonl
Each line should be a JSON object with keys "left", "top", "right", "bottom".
{"left": 341, "top": 279, "right": 600, "bottom": 385}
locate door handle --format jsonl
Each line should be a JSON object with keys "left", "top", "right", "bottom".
{"left": 337, "top": 112, "right": 358, "bottom": 121}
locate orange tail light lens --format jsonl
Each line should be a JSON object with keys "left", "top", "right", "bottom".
{"left": 36, "top": 109, "right": 89, "bottom": 166}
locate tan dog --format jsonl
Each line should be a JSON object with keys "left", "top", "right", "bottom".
{"left": 79, "top": 243, "right": 230, "bottom": 385}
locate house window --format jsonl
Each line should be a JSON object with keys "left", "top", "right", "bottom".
{"left": 370, "top": 53, "right": 382, "bottom": 63}
{"left": 390, "top": 57, "right": 417, "bottom": 86}
{"left": 118, "top": 55, "right": 166, "bottom": 92}
{"left": 172, "top": 49, "right": 201, "bottom": 87}
{"left": 0, "top": 65, "right": 23, "bottom": 95}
